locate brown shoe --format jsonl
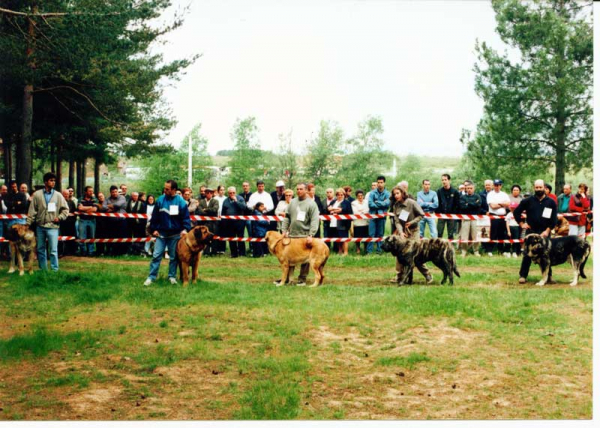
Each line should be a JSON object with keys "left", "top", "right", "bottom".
{"left": 518, "top": 277, "right": 527, "bottom": 284}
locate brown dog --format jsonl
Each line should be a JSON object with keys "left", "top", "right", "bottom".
{"left": 265, "top": 231, "right": 330, "bottom": 287}
{"left": 176, "top": 225, "right": 214, "bottom": 286}
{"left": 7, "top": 224, "right": 36, "bottom": 276}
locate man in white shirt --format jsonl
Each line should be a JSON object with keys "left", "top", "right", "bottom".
{"left": 486, "top": 178, "right": 511, "bottom": 257}
{"left": 247, "top": 180, "right": 274, "bottom": 213}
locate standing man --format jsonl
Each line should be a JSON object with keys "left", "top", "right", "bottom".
{"left": 458, "top": 181, "right": 482, "bottom": 257}
{"left": 143, "top": 180, "right": 190, "bottom": 286}
{"left": 275, "top": 182, "right": 320, "bottom": 287}
{"left": 120, "top": 184, "right": 130, "bottom": 203}
{"left": 240, "top": 181, "right": 253, "bottom": 253}
{"left": 270, "top": 180, "right": 286, "bottom": 231}
{"left": 106, "top": 185, "right": 128, "bottom": 256}
{"left": 557, "top": 184, "right": 572, "bottom": 214}
{"left": 486, "top": 179, "right": 511, "bottom": 257}
{"left": 514, "top": 179, "right": 558, "bottom": 285}
{"left": 367, "top": 176, "right": 390, "bottom": 254}
{"left": 77, "top": 186, "right": 98, "bottom": 257}
{"left": 126, "top": 191, "right": 147, "bottom": 255}
{"left": 5, "top": 180, "right": 29, "bottom": 227}
{"left": 417, "top": 179, "right": 438, "bottom": 238}
{"left": 220, "top": 186, "right": 248, "bottom": 258}
{"left": 27, "top": 172, "right": 70, "bottom": 271}
{"left": 478, "top": 179, "right": 493, "bottom": 254}
{"left": 20, "top": 183, "right": 32, "bottom": 202}
{"left": 196, "top": 187, "right": 219, "bottom": 255}
{"left": 323, "top": 188, "right": 335, "bottom": 250}
{"left": 435, "top": 174, "right": 460, "bottom": 240}
{"left": 197, "top": 185, "right": 207, "bottom": 201}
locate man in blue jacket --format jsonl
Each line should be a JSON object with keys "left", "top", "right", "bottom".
{"left": 143, "top": 180, "right": 191, "bottom": 286}
{"left": 367, "top": 175, "right": 390, "bottom": 254}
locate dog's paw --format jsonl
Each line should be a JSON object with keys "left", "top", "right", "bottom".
{"left": 19, "top": 271, "right": 24, "bottom": 276}
{"left": 569, "top": 281, "right": 578, "bottom": 287}
{"left": 535, "top": 281, "right": 546, "bottom": 287}
{"left": 7, "top": 268, "right": 15, "bottom": 274}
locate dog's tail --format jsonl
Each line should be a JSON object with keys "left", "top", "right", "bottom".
{"left": 453, "top": 265, "right": 461, "bottom": 278}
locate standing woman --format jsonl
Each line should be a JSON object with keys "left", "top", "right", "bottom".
{"left": 568, "top": 183, "right": 591, "bottom": 238}
{"left": 351, "top": 189, "right": 370, "bottom": 255}
{"left": 144, "top": 195, "right": 156, "bottom": 256}
{"left": 327, "top": 188, "right": 352, "bottom": 256}
{"left": 214, "top": 185, "right": 227, "bottom": 254}
{"left": 275, "top": 189, "right": 294, "bottom": 232}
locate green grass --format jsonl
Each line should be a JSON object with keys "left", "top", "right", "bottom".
{"left": 0, "top": 248, "right": 593, "bottom": 420}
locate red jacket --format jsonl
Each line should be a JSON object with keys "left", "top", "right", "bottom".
{"left": 568, "top": 194, "right": 590, "bottom": 226}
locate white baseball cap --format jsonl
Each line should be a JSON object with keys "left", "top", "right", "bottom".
{"left": 275, "top": 180, "right": 285, "bottom": 187}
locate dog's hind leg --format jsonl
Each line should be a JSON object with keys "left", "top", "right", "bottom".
{"left": 280, "top": 263, "right": 291, "bottom": 286}
{"left": 308, "top": 261, "right": 321, "bottom": 288}
{"left": 192, "top": 254, "right": 201, "bottom": 284}
{"left": 579, "top": 244, "right": 591, "bottom": 279}
{"left": 17, "top": 249, "right": 25, "bottom": 276}
{"left": 568, "top": 254, "right": 579, "bottom": 287}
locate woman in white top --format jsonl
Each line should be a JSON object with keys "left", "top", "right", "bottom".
{"left": 351, "top": 189, "right": 370, "bottom": 254}
{"left": 214, "top": 185, "right": 227, "bottom": 254}
{"left": 274, "top": 189, "right": 294, "bottom": 232}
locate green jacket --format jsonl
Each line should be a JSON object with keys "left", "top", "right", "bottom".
{"left": 27, "top": 189, "right": 70, "bottom": 229}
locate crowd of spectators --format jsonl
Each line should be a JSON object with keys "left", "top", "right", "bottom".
{"left": 0, "top": 174, "right": 593, "bottom": 260}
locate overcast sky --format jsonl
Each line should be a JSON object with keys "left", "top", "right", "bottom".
{"left": 157, "top": 0, "right": 510, "bottom": 157}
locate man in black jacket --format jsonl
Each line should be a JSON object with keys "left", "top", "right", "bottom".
{"left": 513, "top": 179, "right": 558, "bottom": 284}
{"left": 221, "top": 186, "right": 248, "bottom": 258}
{"left": 436, "top": 174, "right": 461, "bottom": 240}
{"left": 459, "top": 181, "right": 482, "bottom": 257}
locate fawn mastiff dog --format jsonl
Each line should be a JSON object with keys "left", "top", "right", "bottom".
{"left": 522, "top": 234, "right": 590, "bottom": 286}
{"left": 7, "top": 223, "right": 36, "bottom": 276}
{"left": 265, "top": 231, "right": 330, "bottom": 287}
{"left": 176, "top": 225, "right": 214, "bottom": 286}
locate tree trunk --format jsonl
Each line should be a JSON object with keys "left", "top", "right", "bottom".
{"left": 50, "top": 139, "right": 55, "bottom": 173}
{"left": 2, "top": 138, "right": 11, "bottom": 184}
{"left": 68, "top": 158, "right": 75, "bottom": 189}
{"left": 56, "top": 141, "right": 62, "bottom": 191}
{"left": 94, "top": 157, "right": 100, "bottom": 196}
{"left": 17, "top": 5, "right": 37, "bottom": 189}
{"left": 80, "top": 158, "right": 87, "bottom": 196}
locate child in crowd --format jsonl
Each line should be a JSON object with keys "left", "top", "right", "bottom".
{"left": 505, "top": 202, "right": 521, "bottom": 258}
{"left": 252, "top": 202, "right": 270, "bottom": 257}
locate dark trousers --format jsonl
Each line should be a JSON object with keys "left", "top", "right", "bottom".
{"left": 489, "top": 218, "right": 507, "bottom": 254}
{"left": 437, "top": 218, "right": 456, "bottom": 239}
{"left": 223, "top": 221, "right": 246, "bottom": 257}
{"left": 509, "top": 225, "right": 521, "bottom": 255}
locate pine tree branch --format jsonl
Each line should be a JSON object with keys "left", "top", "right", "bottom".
{"left": 0, "top": 7, "right": 123, "bottom": 18}
{"left": 33, "top": 85, "right": 115, "bottom": 123}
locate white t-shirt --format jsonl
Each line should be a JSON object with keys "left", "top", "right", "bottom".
{"left": 247, "top": 191, "right": 274, "bottom": 211}
{"left": 351, "top": 199, "right": 370, "bottom": 227}
{"left": 487, "top": 190, "right": 510, "bottom": 216}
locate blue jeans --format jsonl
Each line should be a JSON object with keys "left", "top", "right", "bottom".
{"left": 36, "top": 227, "right": 59, "bottom": 271}
{"left": 78, "top": 219, "right": 96, "bottom": 256}
{"left": 147, "top": 234, "right": 180, "bottom": 281}
{"left": 367, "top": 217, "right": 386, "bottom": 253}
{"left": 419, "top": 217, "right": 438, "bottom": 238}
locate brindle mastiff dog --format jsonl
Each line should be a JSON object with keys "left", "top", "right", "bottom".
{"left": 522, "top": 234, "right": 591, "bottom": 286}
{"left": 176, "top": 225, "right": 214, "bottom": 286}
{"left": 381, "top": 234, "right": 460, "bottom": 285}
{"left": 6, "top": 224, "right": 36, "bottom": 276}
{"left": 265, "top": 231, "right": 330, "bottom": 287}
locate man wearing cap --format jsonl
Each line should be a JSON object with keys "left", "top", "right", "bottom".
{"left": 240, "top": 181, "right": 253, "bottom": 254}
{"left": 487, "top": 179, "right": 511, "bottom": 257}
{"left": 196, "top": 187, "right": 219, "bottom": 256}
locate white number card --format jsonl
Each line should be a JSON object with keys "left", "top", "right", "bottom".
{"left": 169, "top": 205, "right": 179, "bottom": 216}
{"left": 47, "top": 202, "right": 56, "bottom": 213}
{"left": 542, "top": 207, "right": 552, "bottom": 219}
{"left": 296, "top": 210, "right": 306, "bottom": 222}
{"left": 399, "top": 210, "right": 410, "bottom": 221}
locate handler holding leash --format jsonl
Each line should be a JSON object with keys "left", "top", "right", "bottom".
{"left": 143, "top": 180, "right": 191, "bottom": 286}
{"left": 274, "top": 182, "right": 320, "bottom": 286}
{"left": 513, "top": 179, "right": 558, "bottom": 285}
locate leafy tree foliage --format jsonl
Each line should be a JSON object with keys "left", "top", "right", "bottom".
{"left": 228, "top": 117, "right": 264, "bottom": 188}
{"left": 303, "top": 120, "right": 344, "bottom": 187}
{"left": 461, "top": 0, "right": 593, "bottom": 193}
{"left": 0, "top": 0, "right": 195, "bottom": 188}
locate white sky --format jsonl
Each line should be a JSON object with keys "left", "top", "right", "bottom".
{"left": 157, "top": 0, "right": 511, "bottom": 157}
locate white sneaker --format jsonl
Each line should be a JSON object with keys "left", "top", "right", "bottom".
{"left": 503, "top": 252, "right": 511, "bottom": 258}
{"left": 143, "top": 278, "right": 153, "bottom": 286}
{"left": 512, "top": 252, "right": 518, "bottom": 258}
{"left": 487, "top": 252, "right": 493, "bottom": 257}
{"left": 169, "top": 277, "right": 178, "bottom": 285}
{"left": 475, "top": 252, "right": 481, "bottom": 257}
{"left": 165, "top": 253, "right": 170, "bottom": 259}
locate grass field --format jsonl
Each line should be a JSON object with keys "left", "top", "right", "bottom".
{"left": 0, "top": 247, "right": 593, "bottom": 420}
